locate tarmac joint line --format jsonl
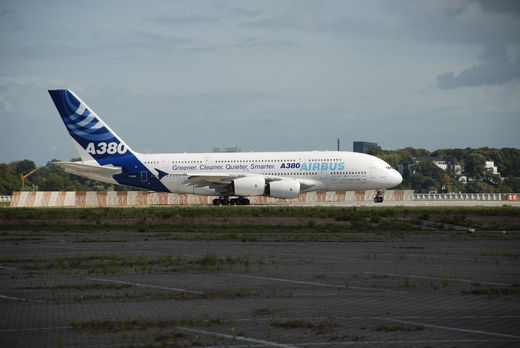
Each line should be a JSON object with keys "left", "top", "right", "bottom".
{"left": 363, "top": 271, "right": 509, "bottom": 287}
{"left": 237, "top": 274, "right": 403, "bottom": 293}
{"left": 0, "top": 294, "right": 51, "bottom": 304}
{"left": 85, "top": 277, "right": 203, "bottom": 294}
{"left": 179, "top": 327, "right": 298, "bottom": 348}
{"left": 379, "top": 317, "right": 520, "bottom": 339}
{"left": 0, "top": 326, "right": 71, "bottom": 333}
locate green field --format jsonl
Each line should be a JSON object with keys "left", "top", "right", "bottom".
{"left": 1, "top": 206, "right": 518, "bottom": 242}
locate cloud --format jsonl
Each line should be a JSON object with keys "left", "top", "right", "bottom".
{"left": 0, "top": 32, "right": 191, "bottom": 59}
{"left": 243, "top": 1, "right": 520, "bottom": 47}
{"left": 0, "top": 95, "right": 14, "bottom": 113}
{"left": 473, "top": 0, "right": 520, "bottom": 14}
{"left": 145, "top": 14, "right": 218, "bottom": 25}
{"left": 437, "top": 44, "right": 520, "bottom": 89}
{"left": 361, "top": 1, "right": 520, "bottom": 46}
{"left": 0, "top": 75, "right": 84, "bottom": 91}
{"left": 184, "top": 36, "right": 299, "bottom": 54}
{"left": 243, "top": 1, "right": 323, "bottom": 32}
{"left": 230, "top": 8, "right": 262, "bottom": 18}
{"left": 230, "top": 37, "right": 298, "bottom": 50}
{"left": 0, "top": 8, "right": 13, "bottom": 20}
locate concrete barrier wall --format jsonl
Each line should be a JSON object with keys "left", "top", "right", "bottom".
{"left": 414, "top": 193, "right": 519, "bottom": 200}
{"left": 0, "top": 195, "right": 12, "bottom": 202}
{"left": 10, "top": 190, "right": 413, "bottom": 207}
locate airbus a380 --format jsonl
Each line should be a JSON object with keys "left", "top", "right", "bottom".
{"left": 49, "top": 89, "right": 402, "bottom": 205}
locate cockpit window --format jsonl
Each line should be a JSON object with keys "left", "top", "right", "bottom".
{"left": 386, "top": 166, "right": 391, "bottom": 170}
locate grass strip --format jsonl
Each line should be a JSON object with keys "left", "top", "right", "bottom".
{"left": 1, "top": 253, "right": 266, "bottom": 273}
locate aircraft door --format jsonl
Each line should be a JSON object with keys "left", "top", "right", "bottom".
{"left": 140, "top": 171, "right": 148, "bottom": 182}
{"left": 370, "top": 167, "right": 376, "bottom": 179}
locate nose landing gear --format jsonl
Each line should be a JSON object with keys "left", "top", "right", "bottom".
{"left": 374, "top": 190, "right": 384, "bottom": 203}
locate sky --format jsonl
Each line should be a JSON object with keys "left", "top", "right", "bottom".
{"left": 1, "top": 0, "right": 519, "bottom": 165}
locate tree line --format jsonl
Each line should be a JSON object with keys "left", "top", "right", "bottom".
{"left": 0, "top": 159, "right": 134, "bottom": 195}
{"left": 367, "top": 147, "right": 520, "bottom": 193}
{"left": 0, "top": 147, "right": 519, "bottom": 195}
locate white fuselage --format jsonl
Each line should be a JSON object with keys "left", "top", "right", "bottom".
{"left": 133, "top": 150, "right": 402, "bottom": 195}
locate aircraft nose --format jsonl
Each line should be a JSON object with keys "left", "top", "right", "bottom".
{"left": 389, "top": 169, "right": 403, "bottom": 187}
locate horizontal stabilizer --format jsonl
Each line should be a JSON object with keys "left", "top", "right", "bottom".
{"left": 52, "top": 161, "right": 122, "bottom": 175}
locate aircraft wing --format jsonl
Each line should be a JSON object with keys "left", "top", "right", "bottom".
{"left": 174, "top": 172, "right": 318, "bottom": 190}
{"left": 175, "top": 172, "right": 259, "bottom": 187}
{"left": 52, "top": 161, "right": 122, "bottom": 175}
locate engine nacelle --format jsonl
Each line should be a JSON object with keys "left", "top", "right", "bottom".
{"left": 267, "top": 179, "right": 300, "bottom": 199}
{"left": 233, "top": 176, "right": 265, "bottom": 196}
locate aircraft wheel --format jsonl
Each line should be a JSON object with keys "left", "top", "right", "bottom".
{"left": 213, "top": 199, "right": 221, "bottom": 206}
{"left": 237, "top": 197, "right": 250, "bottom": 205}
{"left": 230, "top": 198, "right": 238, "bottom": 205}
{"left": 221, "top": 198, "right": 230, "bottom": 205}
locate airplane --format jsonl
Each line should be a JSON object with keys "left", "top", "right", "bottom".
{"left": 49, "top": 89, "right": 402, "bottom": 205}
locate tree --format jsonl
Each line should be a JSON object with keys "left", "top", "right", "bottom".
{"left": 368, "top": 147, "right": 413, "bottom": 170}
{"left": 506, "top": 177, "right": 520, "bottom": 192}
{"left": 463, "top": 153, "right": 486, "bottom": 179}
{"left": 414, "top": 162, "right": 444, "bottom": 181}
{"left": 466, "top": 181, "right": 494, "bottom": 193}
{"left": 421, "top": 177, "right": 438, "bottom": 192}
{"left": 15, "top": 160, "right": 36, "bottom": 175}
{"left": 0, "top": 163, "right": 18, "bottom": 194}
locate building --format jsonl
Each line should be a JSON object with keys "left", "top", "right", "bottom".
{"left": 353, "top": 141, "right": 378, "bottom": 153}
{"left": 444, "top": 157, "right": 462, "bottom": 176}
{"left": 458, "top": 160, "right": 499, "bottom": 182}
{"left": 485, "top": 160, "right": 500, "bottom": 176}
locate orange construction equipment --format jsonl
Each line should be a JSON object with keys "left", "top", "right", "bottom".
{"left": 441, "top": 173, "right": 451, "bottom": 193}
{"left": 20, "top": 167, "right": 41, "bottom": 189}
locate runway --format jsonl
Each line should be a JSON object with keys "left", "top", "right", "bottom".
{"left": 1, "top": 226, "right": 519, "bottom": 347}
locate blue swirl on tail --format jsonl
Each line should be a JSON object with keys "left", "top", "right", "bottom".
{"left": 49, "top": 89, "right": 170, "bottom": 192}
{"left": 49, "top": 90, "right": 119, "bottom": 150}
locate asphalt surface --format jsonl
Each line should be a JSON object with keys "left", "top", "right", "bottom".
{"left": 1, "top": 228, "right": 519, "bottom": 347}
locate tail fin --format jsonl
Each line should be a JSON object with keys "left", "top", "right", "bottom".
{"left": 48, "top": 89, "right": 134, "bottom": 164}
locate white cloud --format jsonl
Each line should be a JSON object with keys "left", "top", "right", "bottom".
{"left": 0, "top": 95, "right": 14, "bottom": 113}
{"left": 0, "top": 76, "right": 84, "bottom": 91}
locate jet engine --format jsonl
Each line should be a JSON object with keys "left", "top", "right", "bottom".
{"left": 267, "top": 179, "right": 300, "bottom": 199}
{"left": 232, "top": 176, "right": 265, "bottom": 196}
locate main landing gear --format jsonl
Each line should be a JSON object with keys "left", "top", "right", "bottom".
{"left": 374, "top": 190, "right": 384, "bottom": 203}
{"left": 212, "top": 196, "right": 250, "bottom": 206}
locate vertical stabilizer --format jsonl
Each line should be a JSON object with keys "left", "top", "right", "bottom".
{"left": 48, "top": 89, "right": 134, "bottom": 164}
